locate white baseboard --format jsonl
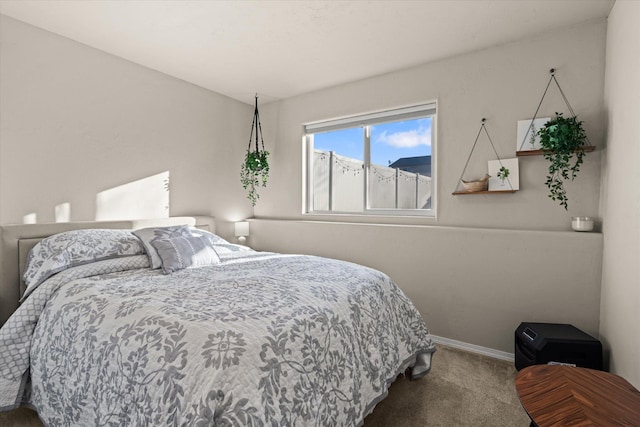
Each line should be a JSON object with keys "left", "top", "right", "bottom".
{"left": 431, "top": 335, "right": 514, "bottom": 362}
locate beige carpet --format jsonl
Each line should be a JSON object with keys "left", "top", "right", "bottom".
{"left": 364, "top": 345, "right": 531, "bottom": 426}
{"left": 0, "top": 345, "right": 530, "bottom": 426}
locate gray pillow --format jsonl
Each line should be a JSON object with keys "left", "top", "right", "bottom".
{"left": 23, "top": 229, "right": 144, "bottom": 291}
{"left": 132, "top": 225, "right": 193, "bottom": 269}
{"left": 150, "top": 235, "right": 221, "bottom": 274}
{"left": 188, "top": 227, "right": 228, "bottom": 245}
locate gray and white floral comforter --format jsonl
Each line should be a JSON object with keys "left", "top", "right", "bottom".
{"left": 0, "top": 250, "right": 435, "bottom": 426}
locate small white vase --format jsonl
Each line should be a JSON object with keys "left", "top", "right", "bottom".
{"left": 571, "top": 217, "right": 594, "bottom": 232}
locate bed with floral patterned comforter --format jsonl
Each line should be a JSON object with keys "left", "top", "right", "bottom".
{"left": 0, "top": 231, "right": 435, "bottom": 426}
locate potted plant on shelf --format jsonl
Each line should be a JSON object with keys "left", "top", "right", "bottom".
{"left": 497, "top": 166, "right": 510, "bottom": 183}
{"left": 537, "top": 112, "right": 588, "bottom": 210}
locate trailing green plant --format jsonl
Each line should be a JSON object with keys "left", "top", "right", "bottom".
{"left": 240, "top": 150, "right": 269, "bottom": 206}
{"left": 537, "top": 112, "right": 587, "bottom": 210}
{"left": 497, "top": 166, "right": 510, "bottom": 182}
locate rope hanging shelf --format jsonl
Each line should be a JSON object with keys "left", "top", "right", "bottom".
{"left": 516, "top": 68, "right": 594, "bottom": 157}
{"left": 452, "top": 118, "right": 517, "bottom": 196}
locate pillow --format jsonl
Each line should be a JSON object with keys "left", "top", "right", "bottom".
{"left": 23, "top": 229, "right": 144, "bottom": 289}
{"left": 132, "top": 225, "right": 193, "bottom": 269}
{"left": 188, "top": 227, "right": 228, "bottom": 245}
{"left": 150, "top": 235, "right": 221, "bottom": 274}
{"left": 209, "top": 242, "right": 253, "bottom": 256}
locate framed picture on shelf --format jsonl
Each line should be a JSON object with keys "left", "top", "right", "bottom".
{"left": 517, "top": 117, "right": 550, "bottom": 152}
{"left": 488, "top": 158, "right": 519, "bottom": 191}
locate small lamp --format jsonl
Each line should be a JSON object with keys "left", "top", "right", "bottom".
{"left": 234, "top": 221, "right": 250, "bottom": 244}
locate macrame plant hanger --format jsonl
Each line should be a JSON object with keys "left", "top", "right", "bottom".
{"left": 241, "top": 94, "right": 269, "bottom": 206}
{"left": 518, "top": 68, "right": 592, "bottom": 152}
{"left": 453, "top": 118, "right": 514, "bottom": 194}
{"left": 249, "top": 94, "right": 266, "bottom": 157}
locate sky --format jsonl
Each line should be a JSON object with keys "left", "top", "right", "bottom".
{"left": 313, "top": 117, "right": 432, "bottom": 166}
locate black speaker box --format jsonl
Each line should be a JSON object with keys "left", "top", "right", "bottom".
{"left": 515, "top": 322, "right": 603, "bottom": 371}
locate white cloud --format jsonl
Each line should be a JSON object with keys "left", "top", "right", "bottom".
{"left": 376, "top": 128, "right": 432, "bottom": 148}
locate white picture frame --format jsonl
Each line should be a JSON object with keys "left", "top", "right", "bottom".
{"left": 488, "top": 158, "right": 519, "bottom": 191}
{"left": 517, "top": 117, "right": 550, "bottom": 152}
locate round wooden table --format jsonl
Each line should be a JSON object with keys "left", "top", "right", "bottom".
{"left": 515, "top": 364, "right": 640, "bottom": 426}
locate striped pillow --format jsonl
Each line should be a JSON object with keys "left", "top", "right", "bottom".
{"left": 150, "top": 235, "right": 221, "bottom": 274}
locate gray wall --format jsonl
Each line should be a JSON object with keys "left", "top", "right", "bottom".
{"left": 600, "top": 1, "right": 640, "bottom": 388}
{"left": 257, "top": 20, "right": 606, "bottom": 230}
{"left": 249, "top": 219, "right": 602, "bottom": 354}
{"left": 0, "top": 15, "right": 253, "bottom": 236}
{"left": 251, "top": 20, "right": 607, "bottom": 353}
{"left": 0, "top": 13, "right": 618, "bottom": 359}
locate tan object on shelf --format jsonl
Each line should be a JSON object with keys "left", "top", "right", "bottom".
{"left": 460, "top": 174, "right": 490, "bottom": 192}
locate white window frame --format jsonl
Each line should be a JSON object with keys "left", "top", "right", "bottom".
{"left": 304, "top": 102, "right": 437, "bottom": 217}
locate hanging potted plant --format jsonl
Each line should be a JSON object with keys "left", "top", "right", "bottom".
{"left": 241, "top": 149, "right": 269, "bottom": 206}
{"left": 241, "top": 95, "right": 269, "bottom": 206}
{"left": 537, "top": 112, "right": 588, "bottom": 210}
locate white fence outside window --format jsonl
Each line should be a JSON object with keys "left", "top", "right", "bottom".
{"left": 313, "top": 150, "right": 432, "bottom": 212}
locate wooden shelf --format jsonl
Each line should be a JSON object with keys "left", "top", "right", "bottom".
{"left": 452, "top": 190, "right": 518, "bottom": 195}
{"left": 516, "top": 146, "right": 596, "bottom": 157}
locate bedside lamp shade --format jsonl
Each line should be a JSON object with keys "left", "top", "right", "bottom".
{"left": 234, "top": 221, "right": 249, "bottom": 243}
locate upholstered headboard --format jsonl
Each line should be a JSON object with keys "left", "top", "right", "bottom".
{"left": 0, "top": 216, "right": 215, "bottom": 326}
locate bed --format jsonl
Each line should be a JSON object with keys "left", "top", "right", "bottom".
{"left": 0, "top": 217, "right": 435, "bottom": 426}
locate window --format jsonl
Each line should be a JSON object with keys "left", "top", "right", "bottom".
{"left": 305, "top": 103, "right": 436, "bottom": 216}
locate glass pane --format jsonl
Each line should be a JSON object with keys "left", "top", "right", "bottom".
{"left": 369, "top": 117, "right": 432, "bottom": 209}
{"left": 312, "top": 127, "right": 364, "bottom": 212}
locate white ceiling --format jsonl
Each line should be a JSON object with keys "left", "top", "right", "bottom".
{"left": 0, "top": 0, "right": 614, "bottom": 105}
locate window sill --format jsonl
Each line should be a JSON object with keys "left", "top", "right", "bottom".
{"left": 301, "top": 211, "right": 437, "bottom": 225}
{"left": 253, "top": 217, "right": 603, "bottom": 235}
